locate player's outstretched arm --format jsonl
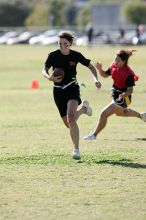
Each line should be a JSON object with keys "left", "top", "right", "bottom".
{"left": 88, "top": 63, "right": 101, "bottom": 89}
{"left": 95, "top": 62, "right": 109, "bottom": 78}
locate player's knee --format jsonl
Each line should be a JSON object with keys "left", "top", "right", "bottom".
{"left": 62, "top": 116, "right": 69, "bottom": 128}
{"left": 115, "top": 109, "right": 125, "bottom": 116}
{"left": 115, "top": 112, "right": 121, "bottom": 116}
{"left": 67, "top": 114, "right": 76, "bottom": 125}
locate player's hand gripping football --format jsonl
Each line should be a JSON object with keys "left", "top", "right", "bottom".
{"left": 42, "top": 69, "right": 63, "bottom": 83}
{"left": 49, "top": 74, "right": 63, "bottom": 83}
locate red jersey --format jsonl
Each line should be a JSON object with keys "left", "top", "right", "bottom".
{"left": 109, "top": 63, "right": 135, "bottom": 89}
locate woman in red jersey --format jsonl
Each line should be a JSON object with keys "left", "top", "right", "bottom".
{"left": 84, "top": 49, "right": 146, "bottom": 140}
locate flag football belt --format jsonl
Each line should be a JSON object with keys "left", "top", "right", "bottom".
{"left": 112, "top": 87, "right": 124, "bottom": 93}
{"left": 54, "top": 79, "right": 77, "bottom": 89}
{"left": 112, "top": 88, "right": 131, "bottom": 107}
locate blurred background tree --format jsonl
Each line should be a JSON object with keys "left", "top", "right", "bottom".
{"left": 0, "top": 0, "right": 31, "bottom": 26}
{"left": 25, "top": 2, "right": 49, "bottom": 26}
{"left": 63, "top": 0, "right": 77, "bottom": 26}
{"left": 122, "top": 0, "right": 146, "bottom": 25}
{"left": 0, "top": 0, "right": 146, "bottom": 28}
{"left": 47, "top": 0, "right": 66, "bottom": 26}
{"left": 76, "top": 4, "right": 91, "bottom": 28}
{"left": 25, "top": 0, "right": 75, "bottom": 27}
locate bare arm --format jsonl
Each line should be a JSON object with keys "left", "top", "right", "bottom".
{"left": 118, "top": 87, "right": 133, "bottom": 101}
{"left": 88, "top": 63, "right": 101, "bottom": 89}
{"left": 42, "top": 67, "right": 62, "bottom": 83}
{"left": 42, "top": 67, "right": 50, "bottom": 80}
{"left": 95, "top": 62, "right": 109, "bottom": 78}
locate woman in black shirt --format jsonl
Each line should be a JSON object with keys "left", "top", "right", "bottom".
{"left": 42, "top": 31, "right": 101, "bottom": 159}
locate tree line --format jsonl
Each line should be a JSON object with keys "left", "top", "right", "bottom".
{"left": 0, "top": 0, "right": 146, "bottom": 28}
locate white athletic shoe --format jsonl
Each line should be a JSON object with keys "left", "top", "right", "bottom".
{"left": 72, "top": 149, "right": 81, "bottom": 160}
{"left": 82, "top": 100, "right": 92, "bottom": 116}
{"left": 140, "top": 112, "right": 146, "bottom": 122}
{"left": 84, "top": 133, "right": 96, "bottom": 140}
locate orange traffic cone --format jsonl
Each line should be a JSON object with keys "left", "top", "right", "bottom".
{"left": 31, "top": 80, "right": 40, "bottom": 89}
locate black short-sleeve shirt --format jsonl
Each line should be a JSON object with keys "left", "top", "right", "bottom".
{"left": 45, "top": 49, "right": 90, "bottom": 85}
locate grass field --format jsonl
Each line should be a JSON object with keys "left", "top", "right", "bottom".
{"left": 0, "top": 44, "right": 146, "bottom": 220}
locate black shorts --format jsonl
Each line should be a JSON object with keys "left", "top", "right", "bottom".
{"left": 112, "top": 88, "right": 131, "bottom": 109}
{"left": 53, "top": 83, "right": 81, "bottom": 117}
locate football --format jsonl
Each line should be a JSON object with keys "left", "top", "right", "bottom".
{"left": 52, "top": 68, "right": 65, "bottom": 78}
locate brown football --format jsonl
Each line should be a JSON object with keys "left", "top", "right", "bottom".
{"left": 52, "top": 68, "right": 65, "bottom": 78}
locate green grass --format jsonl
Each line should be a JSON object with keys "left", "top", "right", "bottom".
{"left": 0, "top": 44, "right": 146, "bottom": 220}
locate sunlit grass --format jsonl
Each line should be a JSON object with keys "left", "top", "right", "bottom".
{"left": 0, "top": 45, "right": 146, "bottom": 220}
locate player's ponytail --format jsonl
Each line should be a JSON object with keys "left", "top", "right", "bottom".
{"left": 127, "top": 49, "right": 136, "bottom": 57}
{"left": 117, "top": 49, "right": 136, "bottom": 64}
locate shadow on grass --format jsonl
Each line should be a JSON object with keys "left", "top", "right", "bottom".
{"left": 86, "top": 159, "right": 146, "bottom": 169}
{"left": 0, "top": 154, "right": 146, "bottom": 169}
{"left": 79, "top": 155, "right": 146, "bottom": 169}
{"left": 102, "top": 137, "right": 146, "bottom": 141}
{"left": 135, "top": 138, "right": 146, "bottom": 141}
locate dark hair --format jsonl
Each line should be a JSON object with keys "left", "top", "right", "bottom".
{"left": 117, "top": 49, "right": 136, "bottom": 64}
{"left": 58, "top": 31, "right": 74, "bottom": 45}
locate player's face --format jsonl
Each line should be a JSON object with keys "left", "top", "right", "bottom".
{"left": 114, "top": 55, "right": 125, "bottom": 67}
{"left": 58, "top": 38, "right": 71, "bottom": 55}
